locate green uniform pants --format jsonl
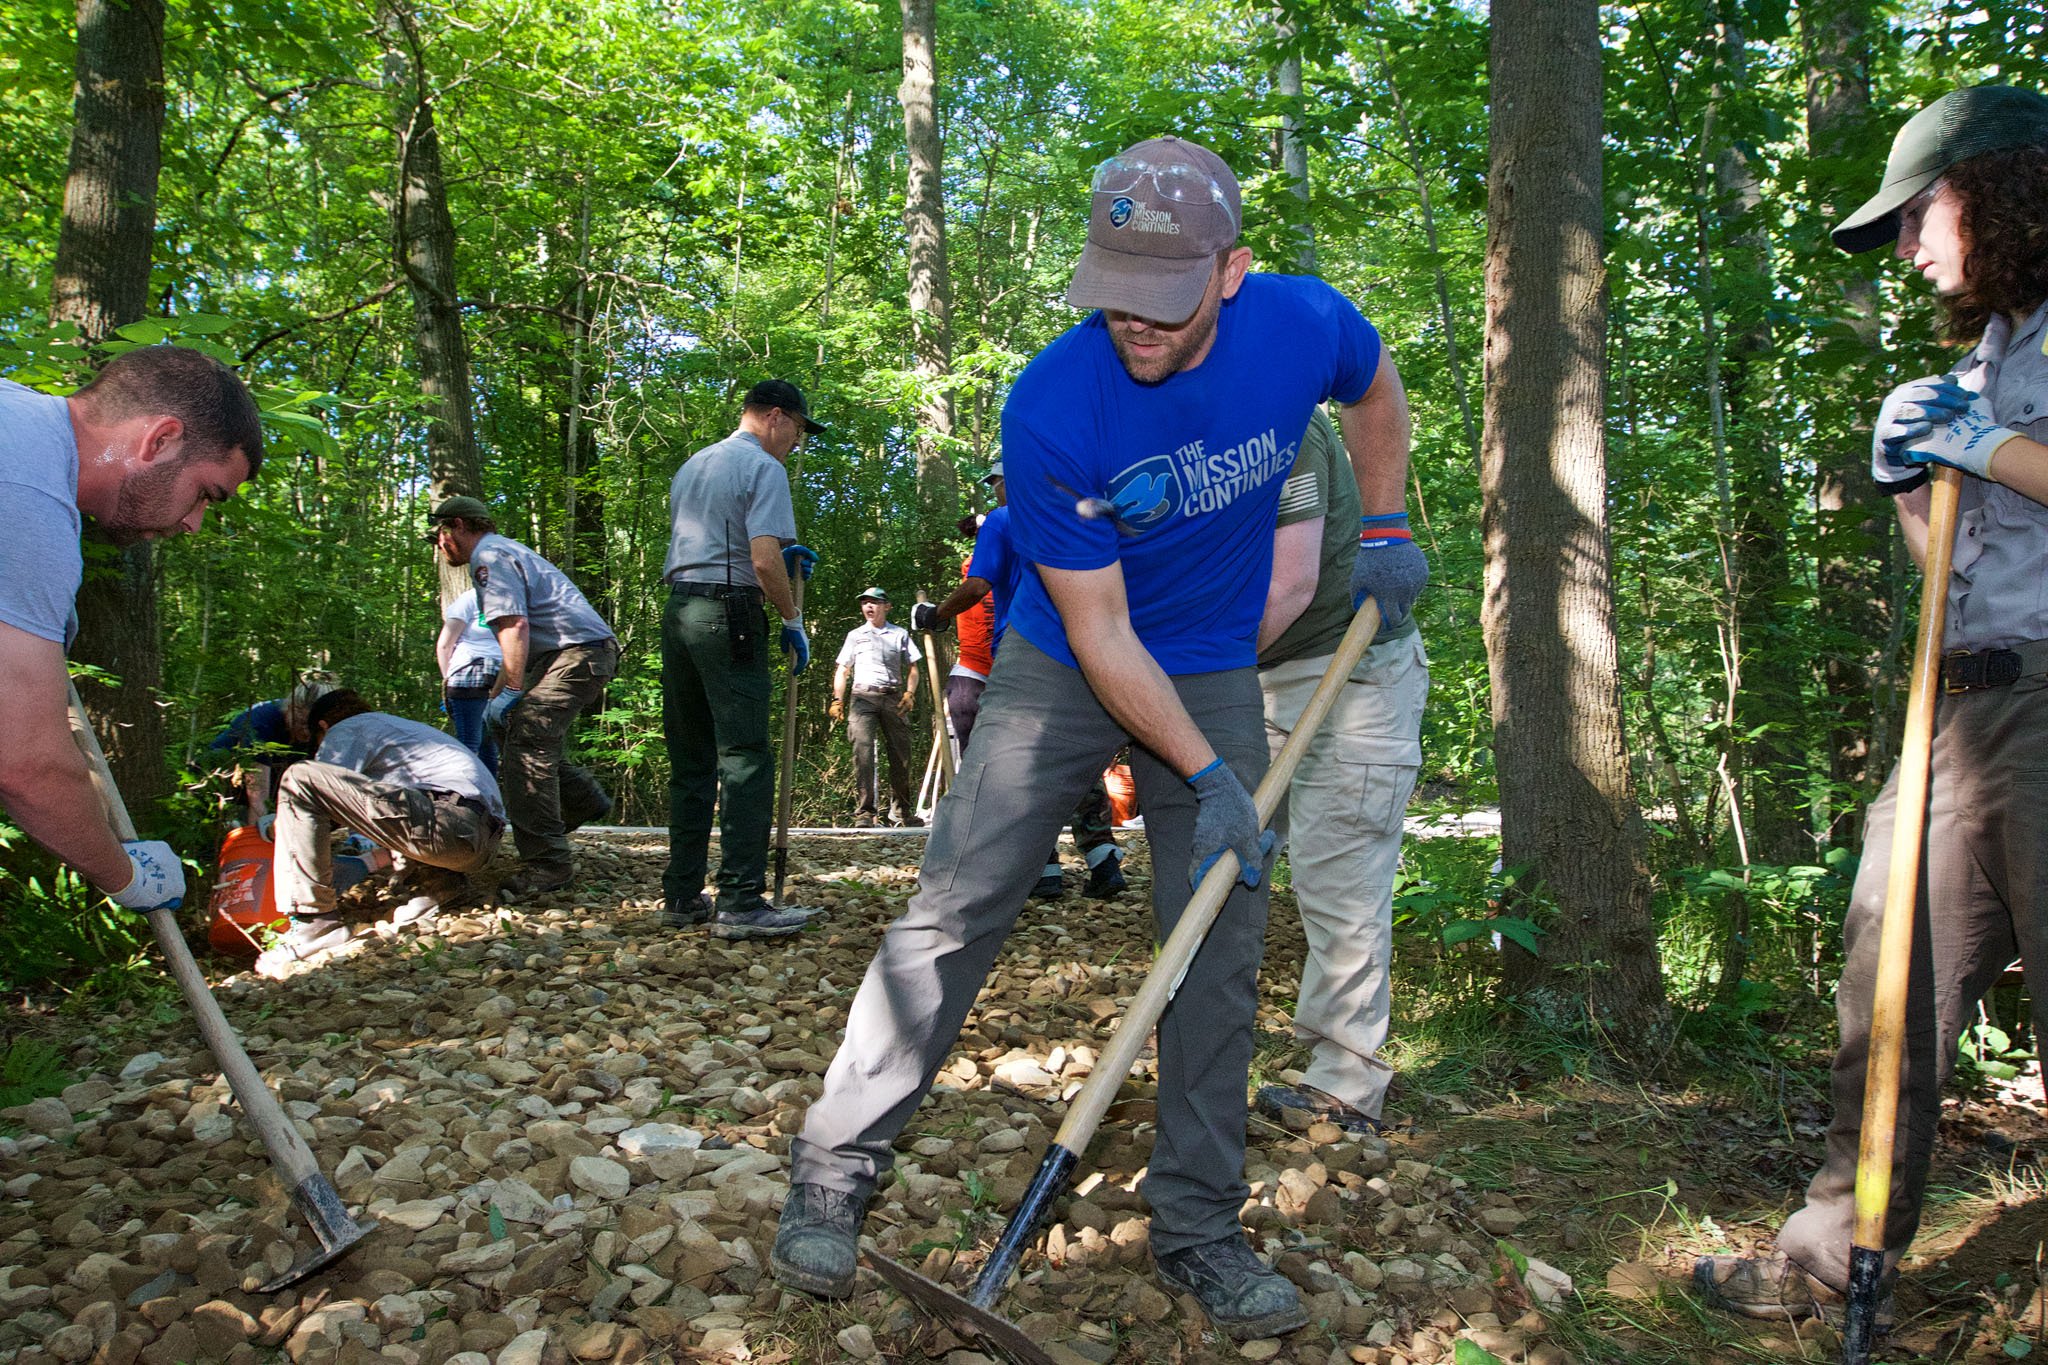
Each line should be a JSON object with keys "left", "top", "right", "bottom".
{"left": 663, "top": 588, "right": 777, "bottom": 913}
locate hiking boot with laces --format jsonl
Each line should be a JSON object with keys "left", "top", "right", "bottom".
{"left": 771, "top": 1182, "right": 869, "bottom": 1298}
{"left": 1255, "top": 1083, "right": 1388, "bottom": 1138}
{"left": 713, "top": 905, "right": 813, "bottom": 940}
{"left": 1694, "top": 1250, "right": 1893, "bottom": 1331}
{"left": 661, "top": 893, "right": 712, "bottom": 929}
{"left": 1154, "top": 1235, "right": 1309, "bottom": 1340}
{"left": 497, "top": 865, "right": 575, "bottom": 904}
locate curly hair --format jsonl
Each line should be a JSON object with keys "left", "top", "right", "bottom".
{"left": 1940, "top": 146, "right": 2048, "bottom": 341}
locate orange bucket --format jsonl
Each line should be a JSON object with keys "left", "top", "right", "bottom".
{"left": 1103, "top": 762, "right": 1138, "bottom": 826}
{"left": 207, "top": 824, "right": 283, "bottom": 956}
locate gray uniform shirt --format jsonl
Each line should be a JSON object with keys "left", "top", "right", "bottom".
{"left": 318, "top": 712, "right": 505, "bottom": 821}
{"left": 662, "top": 430, "right": 798, "bottom": 588}
{"left": 836, "top": 623, "right": 915, "bottom": 690}
{"left": 1946, "top": 300, "right": 2048, "bottom": 650}
{"left": 0, "top": 380, "right": 81, "bottom": 646}
{"left": 470, "top": 533, "right": 615, "bottom": 655}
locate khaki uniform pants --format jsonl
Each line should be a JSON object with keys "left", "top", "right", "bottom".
{"left": 1778, "top": 675, "right": 2048, "bottom": 1290}
{"left": 503, "top": 639, "right": 619, "bottom": 875}
{"left": 274, "top": 762, "right": 500, "bottom": 918}
{"left": 1260, "top": 634, "right": 1428, "bottom": 1117}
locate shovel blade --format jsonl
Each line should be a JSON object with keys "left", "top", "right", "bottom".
{"left": 257, "top": 1217, "right": 378, "bottom": 1293}
{"left": 864, "top": 1252, "right": 1056, "bottom": 1365}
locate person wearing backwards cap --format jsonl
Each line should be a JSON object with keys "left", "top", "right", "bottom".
{"left": 774, "top": 134, "right": 1420, "bottom": 1342}
{"left": 426, "top": 493, "right": 618, "bottom": 903}
{"left": 659, "top": 378, "right": 823, "bottom": 940}
{"left": 829, "top": 587, "right": 921, "bottom": 827}
{"left": 1696, "top": 85, "right": 2048, "bottom": 1328}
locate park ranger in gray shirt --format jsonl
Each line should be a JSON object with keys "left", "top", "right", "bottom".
{"left": 258, "top": 690, "right": 505, "bottom": 977}
{"left": 661, "top": 378, "right": 823, "bottom": 940}
{"left": 429, "top": 495, "right": 618, "bottom": 902}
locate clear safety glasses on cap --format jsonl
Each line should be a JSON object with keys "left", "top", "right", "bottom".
{"left": 1090, "top": 155, "right": 1233, "bottom": 213}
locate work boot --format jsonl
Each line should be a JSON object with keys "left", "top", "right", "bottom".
{"left": 497, "top": 865, "right": 574, "bottom": 904}
{"left": 1032, "top": 863, "right": 1066, "bottom": 899}
{"left": 1693, "top": 1251, "right": 1892, "bottom": 1331}
{"left": 898, "top": 813, "right": 925, "bottom": 828}
{"left": 1254, "top": 1083, "right": 1387, "bottom": 1138}
{"left": 771, "top": 1182, "right": 869, "bottom": 1298}
{"left": 391, "top": 866, "right": 475, "bottom": 926}
{"left": 713, "top": 905, "right": 813, "bottom": 940}
{"left": 1084, "top": 850, "right": 1127, "bottom": 898}
{"left": 254, "top": 917, "right": 352, "bottom": 979}
{"left": 853, "top": 813, "right": 876, "bottom": 829}
{"left": 1153, "top": 1235, "right": 1309, "bottom": 1341}
{"left": 661, "top": 893, "right": 712, "bottom": 929}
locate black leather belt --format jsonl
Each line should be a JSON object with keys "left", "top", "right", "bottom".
{"left": 669, "top": 580, "right": 762, "bottom": 604}
{"left": 853, "top": 685, "right": 901, "bottom": 695}
{"left": 1942, "top": 639, "right": 2048, "bottom": 693}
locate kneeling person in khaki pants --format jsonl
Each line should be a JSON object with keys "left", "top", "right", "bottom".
{"left": 259, "top": 689, "right": 505, "bottom": 976}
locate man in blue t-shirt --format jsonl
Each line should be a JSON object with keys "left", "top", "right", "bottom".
{"left": 774, "top": 135, "right": 1424, "bottom": 1342}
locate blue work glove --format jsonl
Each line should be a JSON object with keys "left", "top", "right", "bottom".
{"left": 1872, "top": 377, "right": 1973, "bottom": 489}
{"left": 781, "top": 617, "right": 811, "bottom": 674}
{"left": 1350, "top": 513, "right": 1429, "bottom": 626}
{"left": 782, "top": 544, "right": 819, "bottom": 581}
{"left": 1903, "top": 388, "right": 2024, "bottom": 480}
{"left": 1187, "top": 758, "right": 1276, "bottom": 891}
{"left": 483, "top": 688, "right": 524, "bottom": 729}
{"left": 910, "top": 602, "right": 940, "bottom": 633}
{"left": 109, "top": 840, "right": 185, "bottom": 911}
{"left": 254, "top": 813, "right": 276, "bottom": 840}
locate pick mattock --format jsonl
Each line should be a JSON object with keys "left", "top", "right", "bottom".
{"left": 66, "top": 683, "right": 378, "bottom": 1291}
{"left": 773, "top": 570, "right": 808, "bottom": 902}
{"left": 865, "top": 597, "right": 1385, "bottom": 1364}
{"left": 1840, "top": 464, "right": 1963, "bottom": 1364}
{"left": 916, "top": 590, "right": 957, "bottom": 783}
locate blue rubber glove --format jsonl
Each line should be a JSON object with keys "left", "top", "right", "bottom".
{"left": 1903, "top": 389, "right": 2023, "bottom": 479}
{"left": 483, "top": 688, "right": 524, "bottom": 729}
{"left": 255, "top": 814, "right": 276, "bottom": 840}
{"left": 781, "top": 618, "right": 811, "bottom": 674}
{"left": 109, "top": 840, "right": 185, "bottom": 911}
{"left": 1350, "top": 513, "right": 1429, "bottom": 626}
{"left": 1872, "top": 377, "right": 1972, "bottom": 489}
{"left": 783, "top": 544, "right": 819, "bottom": 581}
{"left": 1187, "top": 758, "right": 1276, "bottom": 891}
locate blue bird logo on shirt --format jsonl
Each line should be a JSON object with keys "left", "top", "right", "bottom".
{"left": 1104, "top": 455, "right": 1182, "bottom": 532}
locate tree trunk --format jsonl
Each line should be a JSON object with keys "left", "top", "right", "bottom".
{"left": 1481, "top": 0, "right": 1667, "bottom": 1045}
{"left": 383, "top": 4, "right": 482, "bottom": 508}
{"left": 899, "top": 0, "right": 959, "bottom": 523}
{"left": 50, "top": 0, "right": 170, "bottom": 807}
{"left": 1803, "top": 0, "right": 1887, "bottom": 845}
{"left": 1274, "top": 13, "right": 1315, "bottom": 272}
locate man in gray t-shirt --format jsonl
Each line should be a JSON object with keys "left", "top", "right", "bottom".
{"left": 0, "top": 346, "right": 263, "bottom": 922}
{"left": 258, "top": 689, "right": 506, "bottom": 976}
{"left": 661, "top": 378, "right": 822, "bottom": 939}
{"left": 430, "top": 495, "right": 619, "bottom": 902}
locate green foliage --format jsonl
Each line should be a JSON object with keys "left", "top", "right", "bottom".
{"left": 0, "top": 1037, "right": 68, "bottom": 1110}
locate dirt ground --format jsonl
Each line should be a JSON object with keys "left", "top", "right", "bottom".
{"left": 2, "top": 828, "right": 2044, "bottom": 1364}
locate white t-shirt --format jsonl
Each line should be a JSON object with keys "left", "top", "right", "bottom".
{"left": 442, "top": 587, "right": 503, "bottom": 680}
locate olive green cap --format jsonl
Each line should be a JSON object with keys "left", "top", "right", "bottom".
{"left": 1835, "top": 85, "right": 2048, "bottom": 253}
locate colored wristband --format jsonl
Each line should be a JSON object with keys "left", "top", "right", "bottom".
{"left": 1188, "top": 757, "right": 1225, "bottom": 786}
{"left": 1359, "top": 513, "right": 1412, "bottom": 541}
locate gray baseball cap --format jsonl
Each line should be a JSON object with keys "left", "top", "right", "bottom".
{"left": 1834, "top": 85, "right": 2048, "bottom": 253}
{"left": 981, "top": 461, "right": 1004, "bottom": 485}
{"left": 1065, "top": 136, "right": 1242, "bottom": 324}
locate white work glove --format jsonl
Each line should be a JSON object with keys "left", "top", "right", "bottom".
{"left": 108, "top": 840, "right": 186, "bottom": 911}
{"left": 1871, "top": 377, "right": 1972, "bottom": 490}
{"left": 1904, "top": 389, "right": 2025, "bottom": 480}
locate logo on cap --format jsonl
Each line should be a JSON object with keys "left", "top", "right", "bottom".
{"left": 1109, "top": 197, "right": 1134, "bottom": 229}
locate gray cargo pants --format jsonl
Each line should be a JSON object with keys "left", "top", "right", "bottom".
{"left": 1778, "top": 672, "right": 2048, "bottom": 1290}
{"left": 791, "top": 634, "right": 1272, "bottom": 1252}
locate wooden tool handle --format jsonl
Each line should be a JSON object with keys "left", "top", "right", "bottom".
{"left": 1051, "top": 598, "right": 1384, "bottom": 1153}
{"left": 66, "top": 683, "right": 325, "bottom": 1189}
{"left": 775, "top": 573, "right": 807, "bottom": 854}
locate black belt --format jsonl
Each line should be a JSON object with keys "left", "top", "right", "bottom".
{"left": 853, "top": 685, "right": 901, "bottom": 695}
{"left": 1942, "top": 639, "right": 2048, "bottom": 693}
{"left": 669, "top": 580, "right": 762, "bottom": 604}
